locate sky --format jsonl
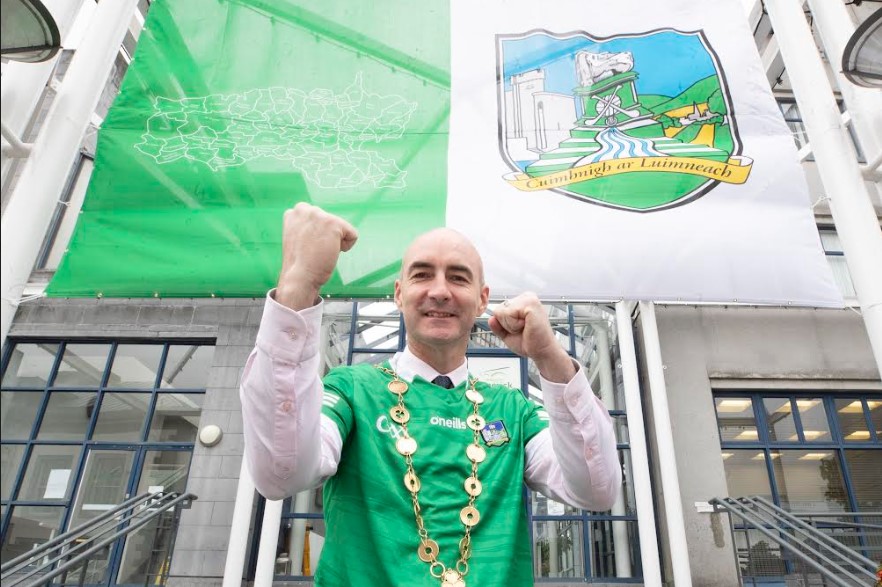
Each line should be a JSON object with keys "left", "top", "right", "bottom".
{"left": 500, "top": 30, "right": 718, "bottom": 98}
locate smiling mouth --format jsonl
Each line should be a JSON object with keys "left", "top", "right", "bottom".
{"left": 425, "top": 311, "right": 456, "bottom": 318}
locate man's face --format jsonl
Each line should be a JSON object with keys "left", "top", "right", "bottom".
{"left": 394, "top": 230, "right": 489, "bottom": 352}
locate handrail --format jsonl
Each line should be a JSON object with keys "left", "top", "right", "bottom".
{"left": 751, "top": 495, "right": 878, "bottom": 569}
{"left": 786, "top": 510, "right": 882, "bottom": 519}
{"left": 713, "top": 498, "right": 864, "bottom": 587}
{"left": 0, "top": 491, "right": 153, "bottom": 574}
{"left": 810, "top": 519, "right": 882, "bottom": 530}
{"left": 24, "top": 493, "right": 196, "bottom": 587}
{"left": 2, "top": 492, "right": 196, "bottom": 587}
{"left": 710, "top": 496, "right": 874, "bottom": 587}
{"left": 1, "top": 492, "right": 180, "bottom": 583}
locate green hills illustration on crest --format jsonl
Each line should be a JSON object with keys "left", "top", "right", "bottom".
{"left": 522, "top": 74, "right": 737, "bottom": 209}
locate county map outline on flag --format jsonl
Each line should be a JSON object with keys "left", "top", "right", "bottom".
{"left": 134, "top": 73, "right": 417, "bottom": 189}
{"left": 497, "top": 29, "right": 753, "bottom": 211}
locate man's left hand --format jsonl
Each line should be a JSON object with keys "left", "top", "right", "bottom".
{"left": 489, "top": 293, "right": 576, "bottom": 383}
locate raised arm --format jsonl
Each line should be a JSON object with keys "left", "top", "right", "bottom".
{"left": 240, "top": 203, "right": 358, "bottom": 499}
{"left": 490, "top": 293, "right": 621, "bottom": 510}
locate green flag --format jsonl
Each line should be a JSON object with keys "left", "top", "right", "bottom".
{"left": 48, "top": 0, "right": 449, "bottom": 297}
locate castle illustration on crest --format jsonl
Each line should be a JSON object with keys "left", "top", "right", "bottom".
{"left": 498, "top": 30, "right": 752, "bottom": 211}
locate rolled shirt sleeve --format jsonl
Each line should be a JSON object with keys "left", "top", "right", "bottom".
{"left": 239, "top": 291, "right": 342, "bottom": 500}
{"left": 524, "top": 364, "right": 622, "bottom": 511}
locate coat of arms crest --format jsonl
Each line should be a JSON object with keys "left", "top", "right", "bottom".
{"left": 498, "top": 29, "right": 753, "bottom": 211}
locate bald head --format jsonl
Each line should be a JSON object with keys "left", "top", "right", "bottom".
{"left": 401, "top": 228, "right": 485, "bottom": 285}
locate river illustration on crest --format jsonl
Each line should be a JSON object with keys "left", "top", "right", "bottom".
{"left": 497, "top": 29, "right": 753, "bottom": 212}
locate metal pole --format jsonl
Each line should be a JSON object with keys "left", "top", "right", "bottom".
{"left": 288, "top": 490, "right": 310, "bottom": 574}
{"left": 253, "top": 498, "right": 284, "bottom": 586}
{"left": 750, "top": 496, "right": 877, "bottom": 570}
{"left": 0, "top": 122, "right": 32, "bottom": 157}
{"left": 548, "top": 523, "right": 560, "bottom": 576}
{"left": 222, "top": 459, "right": 257, "bottom": 587}
{"left": 638, "top": 301, "right": 692, "bottom": 587}
{"left": 8, "top": 493, "right": 180, "bottom": 585}
{"left": 724, "top": 508, "right": 747, "bottom": 587}
{"left": 764, "top": 0, "right": 882, "bottom": 377}
{"left": 594, "top": 326, "right": 632, "bottom": 577}
{"left": 614, "top": 301, "right": 662, "bottom": 587}
{"left": 863, "top": 149, "right": 882, "bottom": 181}
{"left": 0, "top": 0, "right": 138, "bottom": 348}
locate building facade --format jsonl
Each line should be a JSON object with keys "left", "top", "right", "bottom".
{"left": 1, "top": 1, "right": 880, "bottom": 586}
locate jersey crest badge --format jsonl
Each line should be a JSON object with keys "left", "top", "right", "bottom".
{"left": 481, "top": 420, "right": 511, "bottom": 447}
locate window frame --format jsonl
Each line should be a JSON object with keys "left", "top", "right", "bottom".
{"left": 776, "top": 97, "right": 866, "bottom": 163}
{"left": 714, "top": 390, "right": 882, "bottom": 568}
{"left": 1, "top": 338, "right": 211, "bottom": 552}
{"left": 817, "top": 225, "right": 857, "bottom": 301}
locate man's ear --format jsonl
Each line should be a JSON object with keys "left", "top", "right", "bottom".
{"left": 477, "top": 284, "right": 490, "bottom": 316}
{"left": 394, "top": 279, "right": 403, "bottom": 309}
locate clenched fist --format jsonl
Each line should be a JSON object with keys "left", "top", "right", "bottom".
{"left": 489, "top": 292, "right": 576, "bottom": 383}
{"left": 276, "top": 203, "right": 358, "bottom": 310}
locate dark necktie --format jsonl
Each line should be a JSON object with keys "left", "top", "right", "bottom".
{"left": 432, "top": 375, "right": 454, "bottom": 389}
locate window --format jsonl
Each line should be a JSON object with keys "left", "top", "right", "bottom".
{"left": 715, "top": 397, "right": 759, "bottom": 442}
{"left": 716, "top": 393, "right": 881, "bottom": 510}
{"left": 715, "top": 391, "right": 882, "bottom": 579}
{"left": 819, "top": 228, "right": 856, "bottom": 299}
{"left": 1, "top": 339, "right": 211, "bottom": 578}
{"left": 776, "top": 98, "right": 865, "bottom": 163}
{"left": 35, "top": 154, "right": 95, "bottom": 272}
{"left": 778, "top": 100, "right": 811, "bottom": 155}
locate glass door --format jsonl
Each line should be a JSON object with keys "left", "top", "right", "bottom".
{"left": 60, "top": 446, "right": 192, "bottom": 586}
{"left": 64, "top": 447, "right": 137, "bottom": 585}
{"left": 114, "top": 448, "right": 192, "bottom": 585}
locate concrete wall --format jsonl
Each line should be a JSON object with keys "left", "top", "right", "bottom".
{"left": 641, "top": 305, "right": 880, "bottom": 587}
{"left": 9, "top": 295, "right": 264, "bottom": 585}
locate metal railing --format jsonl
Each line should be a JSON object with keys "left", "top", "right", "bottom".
{"left": 797, "top": 509, "right": 882, "bottom": 563}
{"left": 711, "top": 495, "right": 879, "bottom": 587}
{"left": 1, "top": 491, "right": 196, "bottom": 587}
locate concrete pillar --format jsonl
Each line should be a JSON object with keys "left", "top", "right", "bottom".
{"left": 639, "top": 301, "right": 692, "bottom": 587}
{"left": 765, "top": 0, "right": 882, "bottom": 377}
{"left": 806, "top": 0, "right": 882, "bottom": 165}
{"left": 0, "top": 0, "right": 85, "bottom": 191}
{"left": 0, "top": 0, "right": 138, "bottom": 348}
{"left": 615, "top": 301, "right": 662, "bottom": 587}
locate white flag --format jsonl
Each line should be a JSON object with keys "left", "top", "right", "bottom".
{"left": 447, "top": 0, "right": 843, "bottom": 307}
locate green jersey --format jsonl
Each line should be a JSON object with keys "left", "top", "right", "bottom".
{"left": 317, "top": 362, "right": 548, "bottom": 586}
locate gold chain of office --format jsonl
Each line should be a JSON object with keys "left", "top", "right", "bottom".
{"left": 377, "top": 366, "right": 488, "bottom": 587}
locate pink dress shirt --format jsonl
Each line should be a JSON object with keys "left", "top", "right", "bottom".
{"left": 240, "top": 292, "right": 622, "bottom": 511}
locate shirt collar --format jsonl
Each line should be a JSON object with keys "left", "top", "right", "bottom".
{"left": 390, "top": 346, "right": 469, "bottom": 387}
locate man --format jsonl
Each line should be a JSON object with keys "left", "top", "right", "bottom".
{"left": 241, "top": 203, "right": 621, "bottom": 586}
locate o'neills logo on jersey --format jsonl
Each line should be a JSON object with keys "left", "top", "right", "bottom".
{"left": 430, "top": 416, "right": 468, "bottom": 430}
{"left": 497, "top": 29, "right": 752, "bottom": 212}
{"left": 375, "top": 414, "right": 467, "bottom": 438}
